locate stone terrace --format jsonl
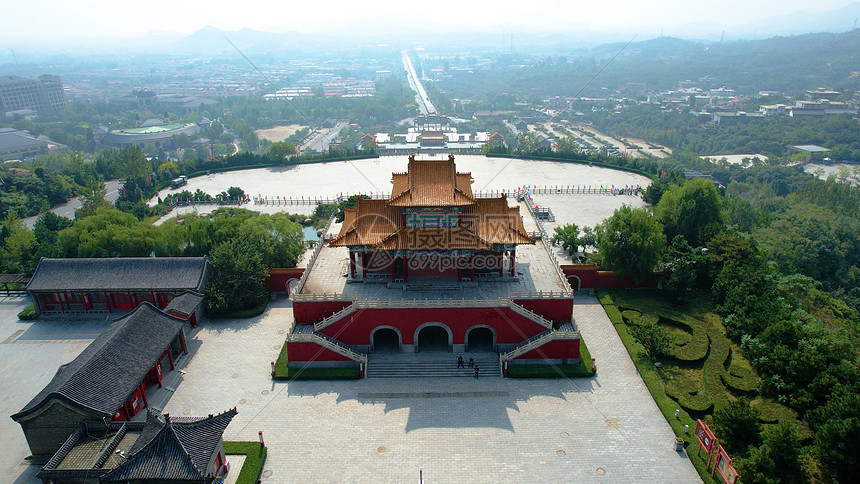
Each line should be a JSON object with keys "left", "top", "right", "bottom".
{"left": 300, "top": 200, "right": 569, "bottom": 301}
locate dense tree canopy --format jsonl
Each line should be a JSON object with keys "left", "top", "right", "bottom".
{"left": 595, "top": 205, "right": 666, "bottom": 278}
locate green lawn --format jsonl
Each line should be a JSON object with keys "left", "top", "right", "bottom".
{"left": 223, "top": 441, "right": 267, "bottom": 484}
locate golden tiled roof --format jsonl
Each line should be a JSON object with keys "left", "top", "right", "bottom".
{"left": 388, "top": 155, "right": 476, "bottom": 208}
{"left": 331, "top": 155, "right": 535, "bottom": 250}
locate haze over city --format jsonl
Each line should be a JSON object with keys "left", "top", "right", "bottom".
{"left": 2, "top": 0, "right": 860, "bottom": 50}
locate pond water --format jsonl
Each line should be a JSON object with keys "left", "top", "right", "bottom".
{"left": 302, "top": 225, "right": 320, "bottom": 242}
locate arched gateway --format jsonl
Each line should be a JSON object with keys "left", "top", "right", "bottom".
{"left": 371, "top": 327, "right": 401, "bottom": 352}
{"left": 415, "top": 324, "right": 452, "bottom": 352}
{"left": 466, "top": 326, "right": 496, "bottom": 352}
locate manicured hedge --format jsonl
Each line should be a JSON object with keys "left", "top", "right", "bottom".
{"left": 17, "top": 304, "right": 38, "bottom": 320}
{"left": 598, "top": 290, "right": 721, "bottom": 484}
{"left": 223, "top": 441, "right": 267, "bottom": 484}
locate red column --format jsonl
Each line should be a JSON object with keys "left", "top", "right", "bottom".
{"left": 105, "top": 292, "right": 113, "bottom": 312}
{"left": 349, "top": 252, "right": 356, "bottom": 279}
{"left": 470, "top": 256, "right": 475, "bottom": 281}
{"left": 403, "top": 256, "right": 409, "bottom": 283}
{"left": 391, "top": 257, "right": 397, "bottom": 283}
{"left": 140, "top": 383, "right": 148, "bottom": 408}
{"left": 165, "top": 349, "right": 175, "bottom": 370}
{"left": 510, "top": 250, "right": 516, "bottom": 276}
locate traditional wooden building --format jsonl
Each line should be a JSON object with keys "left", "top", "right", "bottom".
{"left": 37, "top": 408, "right": 237, "bottom": 484}
{"left": 330, "top": 154, "right": 534, "bottom": 283}
{"left": 288, "top": 155, "right": 581, "bottom": 374}
{"left": 11, "top": 303, "right": 190, "bottom": 458}
{"left": 26, "top": 257, "right": 210, "bottom": 314}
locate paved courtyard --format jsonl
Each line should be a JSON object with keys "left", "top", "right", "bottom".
{"left": 161, "top": 295, "right": 699, "bottom": 483}
{"left": 1, "top": 292, "right": 699, "bottom": 483}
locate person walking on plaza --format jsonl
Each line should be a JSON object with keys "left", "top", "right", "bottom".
{"left": 457, "top": 356, "right": 464, "bottom": 368}
{"left": 468, "top": 357, "right": 474, "bottom": 368}
{"left": 474, "top": 366, "right": 480, "bottom": 379}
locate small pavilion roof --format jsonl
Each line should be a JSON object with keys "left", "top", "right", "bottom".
{"left": 103, "top": 408, "right": 237, "bottom": 482}
{"left": 164, "top": 290, "right": 205, "bottom": 317}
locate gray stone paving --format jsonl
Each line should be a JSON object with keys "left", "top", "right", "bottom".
{"left": 0, "top": 296, "right": 95, "bottom": 483}
{"left": 157, "top": 295, "right": 700, "bottom": 483}
{"left": 1, "top": 291, "right": 700, "bottom": 483}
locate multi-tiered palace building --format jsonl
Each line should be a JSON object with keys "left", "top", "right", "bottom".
{"left": 287, "top": 155, "right": 579, "bottom": 375}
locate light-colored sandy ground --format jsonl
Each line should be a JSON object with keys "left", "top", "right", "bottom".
{"left": 255, "top": 124, "right": 306, "bottom": 142}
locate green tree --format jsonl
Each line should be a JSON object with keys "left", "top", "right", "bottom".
{"left": 204, "top": 239, "right": 270, "bottom": 314}
{"left": 267, "top": 141, "right": 295, "bottom": 160}
{"left": 661, "top": 236, "right": 700, "bottom": 301}
{"left": 595, "top": 205, "right": 666, "bottom": 278}
{"left": 0, "top": 210, "right": 37, "bottom": 273}
{"left": 655, "top": 177, "right": 723, "bottom": 247}
{"left": 59, "top": 208, "right": 160, "bottom": 257}
{"left": 809, "top": 387, "right": 860, "bottom": 482}
{"left": 628, "top": 320, "right": 670, "bottom": 360}
{"left": 76, "top": 180, "right": 112, "bottom": 220}
{"left": 713, "top": 399, "right": 762, "bottom": 456}
{"left": 737, "top": 421, "right": 806, "bottom": 484}
{"left": 551, "top": 223, "right": 580, "bottom": 256}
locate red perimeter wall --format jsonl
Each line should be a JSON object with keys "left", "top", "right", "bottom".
{"left": 562, "top": 265, "right": 659, "bottom": 289}
{"left": 515, "top": 339, "right": 580, "bottom": 360}
{"left": 317, "top": 307, "right": 549, "bottom": 346}
{"left": 288, "top": 341, "right": 355, "bottom": 362}
{"left": 293, "top": 300, "right": 354, "bottom": 324}
{"left": 513, "top": 298, "right": 573, "bottom": 322}
{"left": 268, "top": 268, "right": 304, "bottom": 294}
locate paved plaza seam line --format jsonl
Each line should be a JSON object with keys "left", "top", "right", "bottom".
{"left": 1, "top": 329, "right": 23, "bottom": 344}
{"left": 356, "top": 391, "right": 510, "bottom": 399}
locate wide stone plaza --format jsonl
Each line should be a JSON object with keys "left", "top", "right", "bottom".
{"left": 1, "top": 292, "right": 700, "bottom": 483}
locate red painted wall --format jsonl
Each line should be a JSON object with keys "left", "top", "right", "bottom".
{"left": 562, "top": 265, "right": 659, "bottom": 289}
{"left": 287, "top": 341, "right": 355, "bottom": 362}
{"left": 513, "top": 298, "right": 574, "bottom": 322}
{"left": 318, "top": 307, "right": 548, "bottom": 346}
{"left": 293, "top": 300, "right": 354, "bottom": 324}
{"left": 515, "top": 339, "right": 580, "bottom": 360}
{"left": 268, "top": 268, "right": 304, "bottom": 294}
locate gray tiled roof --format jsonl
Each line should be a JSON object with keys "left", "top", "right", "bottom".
{"left": 105, "top": 408, "right": 237, "bottom": 482}
{"left": 26, "top": 257, "right": 209, "bottom": 292}
{"left": 165, "top": 290, "right": 205, "bottom": 317}
{"left": 12, "top": 303, "right": 187, "bottom": 421}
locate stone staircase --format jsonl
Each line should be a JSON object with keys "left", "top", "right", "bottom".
{"left": 365, "top": 352, "right": 501, "bottom": 379}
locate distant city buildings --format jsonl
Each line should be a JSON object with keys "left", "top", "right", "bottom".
{"left": 0, "top": 74, "right": 67, "bottom": 115}
{"left": 94, "top": 120, "right": 205, "bottom": 148}
{"left": 364, "top": 114, "right": 502, "bottom": 154}
{"left": 109, "top": 90, "right": 217, "bottom": 114}
{"left": 264, "top": 74, "right": 376, "bottom": 100}
{"left": 0, "top": 128, "right": 67, "bottom": 160}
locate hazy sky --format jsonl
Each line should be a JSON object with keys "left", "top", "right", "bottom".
{"left": 2, "top": 0, "right": 857, "bottom": 44}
